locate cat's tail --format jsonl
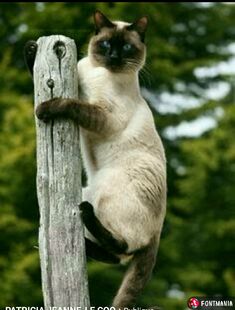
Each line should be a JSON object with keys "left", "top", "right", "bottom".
{"left": 112, "top": 241, "right": 157, "bottom": 310}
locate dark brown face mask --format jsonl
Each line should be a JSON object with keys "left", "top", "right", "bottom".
{"left": 90, "top": 10, "right": 148, "bottom": 72}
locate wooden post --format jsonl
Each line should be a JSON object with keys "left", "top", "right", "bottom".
{"left": 33, "top": 35, "right": 90, "bottom": 309}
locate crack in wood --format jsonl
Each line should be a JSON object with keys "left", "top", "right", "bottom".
{"left": 53, "top": 40, "right": 66, "bottom": 77}
{"left": 47, "top": 78, "right": 54, "bottom": 99}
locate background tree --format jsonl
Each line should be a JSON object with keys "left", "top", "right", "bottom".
{"left": 0, "top": 3, "right": 234, "bottom": 309}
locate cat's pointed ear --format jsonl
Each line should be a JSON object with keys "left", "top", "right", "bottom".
{"left": 127, "top": 16, "right": 148, "bottom": 42}
{"left": 94, "top": 10, "right": 115, "bottom": 34}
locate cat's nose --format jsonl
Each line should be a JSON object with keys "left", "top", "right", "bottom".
{"left": 110, "top": 49, "right": 119, "bottom": 60}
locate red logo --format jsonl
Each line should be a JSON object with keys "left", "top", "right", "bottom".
{"left": 188, "top": 297, "right": 200, "bottom": 309}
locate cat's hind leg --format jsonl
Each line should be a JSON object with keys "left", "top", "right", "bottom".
{"left": 85, "top": 238, "right": 120, "bottom": 264}
{"left": 80, "top": 201, "right": 128, "bottom": 255}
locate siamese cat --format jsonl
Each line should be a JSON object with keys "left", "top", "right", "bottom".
{"left": 26, "top": 11, "right": 166, "bottom": 309}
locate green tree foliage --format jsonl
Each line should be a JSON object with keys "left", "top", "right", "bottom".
{"left": 0, "top": 3, "right": 234, "bottom": 309}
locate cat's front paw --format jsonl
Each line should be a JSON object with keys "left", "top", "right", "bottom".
{"left": 36, "top": 98, "right": 60, "bottom": 122}
{"left": 24, "top": 40, "right": 38, "bottom": 76}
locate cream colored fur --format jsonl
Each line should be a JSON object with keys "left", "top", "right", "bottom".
{"left": 77, "top": 21, "right": 166, "bottom": 255}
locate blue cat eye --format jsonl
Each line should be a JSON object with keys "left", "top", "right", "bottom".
{"left": 123, "top": 43, "right": 132, "bottom": 52}
{"left": 100, "top": 40, "right": 111, "bottom": 49}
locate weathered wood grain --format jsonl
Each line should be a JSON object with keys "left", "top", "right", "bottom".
{"left": 33, "top": 35, "right": 90, "bottom": 309}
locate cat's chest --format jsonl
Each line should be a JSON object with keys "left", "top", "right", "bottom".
{"left": 78, "top": 58, "right": 115, "bottom": 103}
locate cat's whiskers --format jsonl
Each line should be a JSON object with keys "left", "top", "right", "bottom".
{"left": 126, "top": 58, "right": 153, "bottom": 87}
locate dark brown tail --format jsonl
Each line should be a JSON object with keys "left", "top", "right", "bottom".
{"left": 112, "top": 241, "right": 157, "bottom": 309}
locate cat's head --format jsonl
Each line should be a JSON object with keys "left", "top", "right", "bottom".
{"left": 88, "top": 10, "right": 148, "bottom": 73}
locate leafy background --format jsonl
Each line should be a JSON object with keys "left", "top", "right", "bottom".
{"left": 0, "top": 3, "right": 235, "bottom": 310}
